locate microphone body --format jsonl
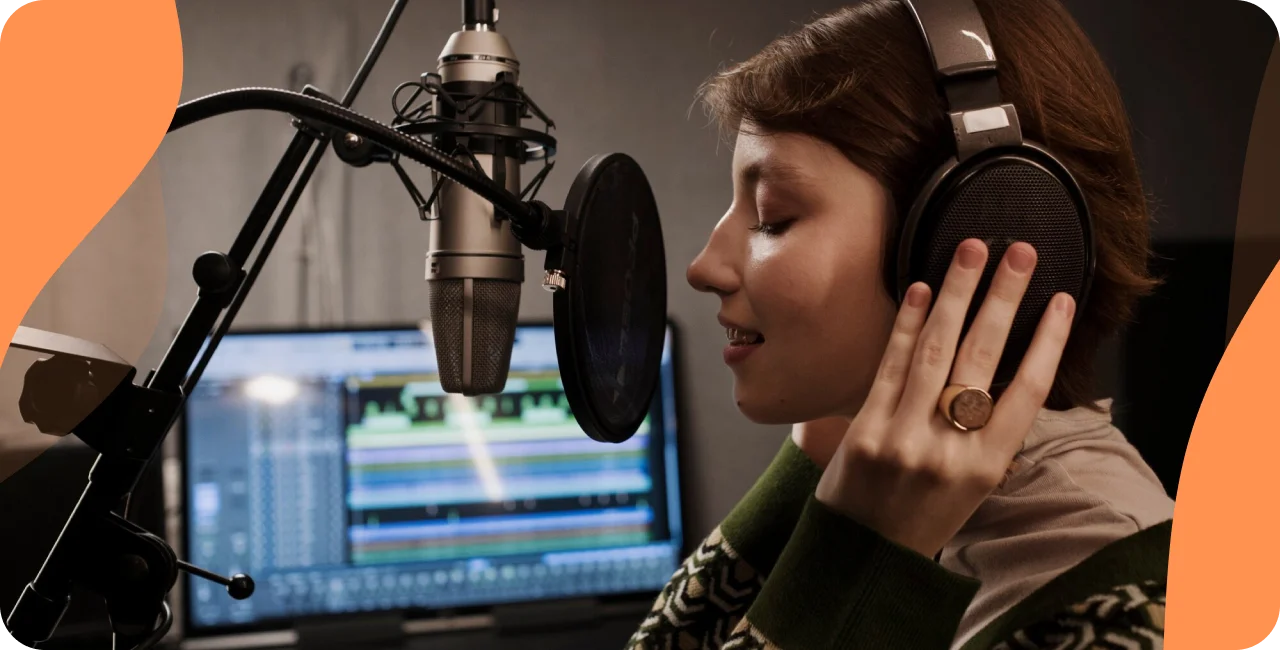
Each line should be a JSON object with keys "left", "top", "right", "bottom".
{"left": 427, "top": 14, "right": 523, "bottom": 396}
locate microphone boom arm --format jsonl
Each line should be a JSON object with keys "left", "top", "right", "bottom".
{"left": 4, "top": 2, "right": 572, "bottom": 647}
{"left": 0, "top": 2, "right": 467, "bottom": 648}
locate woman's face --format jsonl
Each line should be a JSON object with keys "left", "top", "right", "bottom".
{"left": 687, "top": 126, "right": 899, "bottom": 424}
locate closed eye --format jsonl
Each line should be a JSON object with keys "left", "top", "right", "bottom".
{"left": 749, "top": 219, "right": 794, "bottom": 236}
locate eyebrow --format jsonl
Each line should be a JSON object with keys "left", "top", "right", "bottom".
{"left": 739, "top": 160, "right": 816, "bottom": 190}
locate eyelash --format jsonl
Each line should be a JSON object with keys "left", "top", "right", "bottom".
{"left": 749, "top": 219, "right": 794, "bottom": 236}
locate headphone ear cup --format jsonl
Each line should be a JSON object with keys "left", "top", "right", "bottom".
{"left": 896, "top": 144, "right": 1095, "bottom": 388}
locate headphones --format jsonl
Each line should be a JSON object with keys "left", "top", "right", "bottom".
{"left": 893, "top": 0, "right": 1096, "bottom": 389}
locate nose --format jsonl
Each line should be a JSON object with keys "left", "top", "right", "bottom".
{"left": 686, "top": 213, "right": 740, "bottom": 297}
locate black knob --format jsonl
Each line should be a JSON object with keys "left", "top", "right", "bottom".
{"left": 192, "top": 252, "right": 236, "bottom": 292}
{"left": 228, "top": 574, "right": 255, "bottom": 600}
{"left": 332, "top": 133, "right": 380, "bottom": 168}
{"left": 177, "top": 561, "right": 256, "bottom": 602}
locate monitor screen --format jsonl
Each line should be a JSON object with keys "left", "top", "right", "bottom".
{"left": 178, "top": 323, "right": 683, "bottom": 635}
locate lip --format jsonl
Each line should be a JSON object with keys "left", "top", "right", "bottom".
{"left": 717, "top": 314, "right": 763, "bottom": 366}
{"left": 723, "top": 341, "right": 762, "bottom": 366}
{"left": 717, "top": 314, "right": 756, "bottom": 330}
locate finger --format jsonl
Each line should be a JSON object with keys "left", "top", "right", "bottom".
{"left": 863, "top": 282, "right": 933, "bottom": 415}
{"left": 985, "top": 292, "right": 1076, "bottom": 454}
{"left": 898, "top": 239, "right": 989, "bottom": 416}
{"left": 949, "top": 243, "right": 1038, "bottom": 390}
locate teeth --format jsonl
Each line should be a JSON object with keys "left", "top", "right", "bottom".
{"left": 726, "top": 328, "right": 763, "bottom": 345}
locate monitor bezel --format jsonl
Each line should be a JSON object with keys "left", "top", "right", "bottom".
{"left": 171, "top": 318, "right": 688, "bottom": 641}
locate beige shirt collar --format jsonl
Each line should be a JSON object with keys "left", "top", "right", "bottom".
{"left": 943, "top": 397, "right": 1174, "bottom": 649}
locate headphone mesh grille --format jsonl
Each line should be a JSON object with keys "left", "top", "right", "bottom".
{"left": 918, "top": 161, "right": 1087, "bottom": 384}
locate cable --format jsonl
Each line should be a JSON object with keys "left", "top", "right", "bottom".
{"left": 340, "top": 0, "right": 407, "bottom": 106}
{"left": 182, "top": 0, "right": 411, "bottom": 393}
{"left": 167, "top": 87, "right": 535, "bottom": 224}
{"left": 125, "top": 602, "right": 172, "bottom": 650}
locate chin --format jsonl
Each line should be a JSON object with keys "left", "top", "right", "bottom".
{"left": 737, "top": 404, "right": 794, "bottom": 425}
{"left": 734, "top": 389, "right": 820, "bottom": 425}
{"left": 734, "top": 380, "right": 862, "bottom": 425}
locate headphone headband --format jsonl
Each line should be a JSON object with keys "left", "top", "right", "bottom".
{"left": 901, "top": 0, "right": 997, "bottom": 79}
{"left": 901, "top": 0, "right": 1025, "bottom": 162}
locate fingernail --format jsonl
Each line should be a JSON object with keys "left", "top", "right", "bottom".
{"left": 958, "top": 242, "right": 985, "bottom": 270}
{"left": 907, "top": 283, "right": 929, "bottom": 308}
{"left": 1007, "top": 244, "right": 1036, "bottom": 273}
{"left": 1056, "top": 294, "right": 1076, "bottom": 317}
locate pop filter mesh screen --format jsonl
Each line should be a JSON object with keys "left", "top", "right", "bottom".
{"left": 915, "top": 161, "right": 1087, "bottom": 385}
{"left": 568, "top": 156, "right": 667, "bottom": 438}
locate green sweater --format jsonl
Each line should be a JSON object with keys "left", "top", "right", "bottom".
{"left": 626, "top": 437, "right": 1169, "bottom": 649}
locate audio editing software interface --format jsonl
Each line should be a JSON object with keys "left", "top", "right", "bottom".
{"left": 181, "top": 325, "right": 682, "bottom": 632}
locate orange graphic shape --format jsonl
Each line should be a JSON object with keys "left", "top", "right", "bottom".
{"left": 1169, "top": 259, "right": 1280, "bottom": 649}
{"left": 1166, "top": 33, "right": 1280, "bottom": 650}
{"left": 0, "top": 0, "right": 182, "bottom": 373}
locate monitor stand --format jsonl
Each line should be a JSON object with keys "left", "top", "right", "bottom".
{"left": 491, "top": 597, "right": 600, "bottom": 635}
{"left": 296, "top": 614, "right": 405, "bottom": 650}
{"left": 290, "top": 598, "right": 625, "bottom": 650}
{"left": 405, "top": 599, "right": 648, "bottom": 650}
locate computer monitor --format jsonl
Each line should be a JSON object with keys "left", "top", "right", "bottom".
{"left": 176, "top": 321, "right": 683, "bottom": 640}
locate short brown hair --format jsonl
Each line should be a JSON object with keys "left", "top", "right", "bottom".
{"left": 697, "top": 0, "right": 1159, "bottom": 411}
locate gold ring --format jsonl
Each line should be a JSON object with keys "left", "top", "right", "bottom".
{"left": 938, "top": 385, "right": 993, "bottom": 431}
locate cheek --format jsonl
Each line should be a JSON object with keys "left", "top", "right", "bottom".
{"left": 746, "top": 229, "right": 823, "bottom": 298}
{"left": 742, "top": 220, "right": 897, "bottom": 406}
{"left": 815, "top": 232, "right": 895, "bottom": 352}
{"left": 744, "top": 226, "right": 883, "bottom": 325}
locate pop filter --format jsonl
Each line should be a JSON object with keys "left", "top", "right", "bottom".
{"left": 552, "top": 154, "right": 667, "bottom": 444}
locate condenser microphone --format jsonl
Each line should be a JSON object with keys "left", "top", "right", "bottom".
{"left": 426, "top": 0, "right": 523, "bottom": 396}
{"left": 378, "top": 0, "right": 667, "bottom": 441}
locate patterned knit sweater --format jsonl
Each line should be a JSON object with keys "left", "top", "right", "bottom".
{"left": 625, "top": 438, "right": 1170, "bottom": 649}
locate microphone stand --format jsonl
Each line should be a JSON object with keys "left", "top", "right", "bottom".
{"left": 3, "top": 2, "right": 416, "bottom": 648}
{"left": 6, "top": 1, "right": 572, "bottom": 646}
{"left": 6, "top": 0, "right": 571, "bottom": 646}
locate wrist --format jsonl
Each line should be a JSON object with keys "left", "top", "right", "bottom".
{"left": 814, "top": 451, "right": 948, "bottom": 559}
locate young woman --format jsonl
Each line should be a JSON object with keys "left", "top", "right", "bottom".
{"left": 625, "top": 0, "right": 1175, "bottom": 648}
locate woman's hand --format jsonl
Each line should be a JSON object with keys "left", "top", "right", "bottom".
{"left": 814, "top": 238, "right": 1076, "bottom": 559}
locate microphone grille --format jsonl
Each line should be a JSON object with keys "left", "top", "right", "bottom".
{"left": 429, "top": 278, "right": 520, "bottom": 396}
{"left": 429, "top": 279, "right": 465, "bottom": 388}
{"left": 472, "top": 279, "right": 520, "bottom": 392}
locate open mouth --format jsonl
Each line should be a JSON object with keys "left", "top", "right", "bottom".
{"left": 726, "top": 328, "right": 765, "bottom": 346}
